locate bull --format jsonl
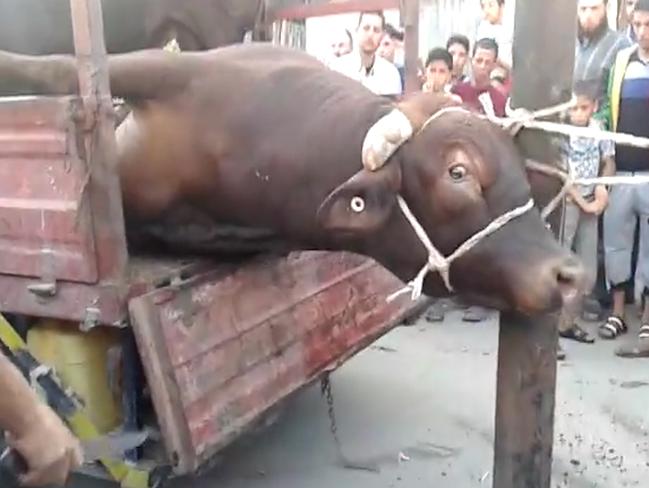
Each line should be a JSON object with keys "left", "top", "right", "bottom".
{"left": 0, "top": 43, "right": 584, "bottom": 314}
{"left": 0, "top": 0, "right": 265, "bottom": 54}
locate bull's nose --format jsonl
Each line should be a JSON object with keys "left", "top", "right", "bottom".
{"left": 549, "top": 256, "right": 586, "bottom": 306}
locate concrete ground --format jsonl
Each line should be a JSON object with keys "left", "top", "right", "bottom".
{"left": 74, "top": 307, "right": 648, "bottom": 488}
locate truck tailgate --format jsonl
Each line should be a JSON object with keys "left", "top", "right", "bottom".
{"left": 129, "top": 251, "right": 419, "bottom": 474}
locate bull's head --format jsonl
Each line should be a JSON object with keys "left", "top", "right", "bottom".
{"left": 317, "top": 93, "right": 584, "bottom": 316}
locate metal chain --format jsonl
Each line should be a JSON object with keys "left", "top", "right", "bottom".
{"left": 320, "top": 373, "right": 342, "bottom": 448}
{"left": 320, "top": 373, "right": 379, "bottom": 473}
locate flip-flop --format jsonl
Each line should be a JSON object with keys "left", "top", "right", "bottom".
{"left": 425, "top": 305, "right": 445, "bottom": 323}
{"left": 559, "top": 323, "right": 595, "bottom": 344}
{"left": 639, "top": 324, "right": 649, "bottom": 340}
{"left": 598, "top": 316, "right": 628, "bottom": 340}
{"left": 615, "top": 336, "right": 649, "bottom": 358}
{"left": 462, "top": 306, "right": 488, "bottom": 323}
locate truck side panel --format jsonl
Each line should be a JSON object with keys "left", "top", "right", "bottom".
{"left": 0, "top": 97, "right": 98, "bottom": 283}
{"left": 129, "top": 251, "right": 419, "bottom": 474}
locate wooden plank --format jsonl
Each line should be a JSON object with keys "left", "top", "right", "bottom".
{"left": 128, "top": 252, "right": 423, "bottom": 473}
{"left": 270, "top": 0, "right": 399, "bottom": 21}
{"left": 402, "top": 0, "right": 420, "bottom": 93}
{"left": 493, "top": 312, "right": 559, "bottom": 488}
{"left": 69, "top": 0, "right": 129, "bottom": 303}
{"left": 493, "top": 1, "right": 578, "bottom": 487}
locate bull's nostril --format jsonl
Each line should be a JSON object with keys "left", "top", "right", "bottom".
{"left": 557, "top": 267, "right": 579, "bottom": 286}
{"left": 554, "top": 260, "right": 586, "bottom": 305}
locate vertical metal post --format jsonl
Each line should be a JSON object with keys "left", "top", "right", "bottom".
{"left": 402, "top": 0, "right": 420, "bottom": 93}
{"left": 69, "top": 0, "right": 129, "bottom": 302}
{"left": 493, "top": 1, "right": 577, "bottom": 488}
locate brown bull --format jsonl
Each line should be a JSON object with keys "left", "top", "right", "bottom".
{"left": 0, "top": 0, "right": 264, "bottom": 54}
{"left": 0, "top": 44, "right": 584, "bottom": 314}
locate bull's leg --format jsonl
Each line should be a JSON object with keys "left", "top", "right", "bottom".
{"left": 0, "top": 48, "right": 194, "bottom": 101}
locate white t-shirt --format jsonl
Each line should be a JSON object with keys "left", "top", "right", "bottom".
{"left": 476, "top": 20, "right": 514, "bottom": 68}
{"left": 331, "top": 52, "right": 403, "bottom": 96}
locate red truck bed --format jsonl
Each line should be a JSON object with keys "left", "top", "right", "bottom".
{"left": 0, "top": 94, "right": 420, "bottom": 474}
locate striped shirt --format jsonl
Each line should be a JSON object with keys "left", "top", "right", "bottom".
{"left": 616, "top": 53, "right": 649, "bottom": 172}
{"left": 561, "top": 120, "right": 614, "bottom": 197}
{"left": 574, "top": 28, "right": 631, "bottom": 102}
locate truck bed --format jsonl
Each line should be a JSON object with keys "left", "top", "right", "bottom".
{"left": 0, "top": 94, "right": 422, "bottom": 475}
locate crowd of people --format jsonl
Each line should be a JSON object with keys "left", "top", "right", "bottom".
{"left": 327, "top": 0, "right": 649, "bottom": 361}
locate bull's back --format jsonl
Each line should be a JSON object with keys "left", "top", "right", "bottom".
{"left": 0, "top": 0, "right": 147, "bottom": 54}
{"left": 183, "top": 45, "right": 391, "bottom": 229}
{"left": 116, "top": 44, "right": 390, "bottom": 238}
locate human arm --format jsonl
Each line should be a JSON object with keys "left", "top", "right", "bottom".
{"left": 0, "top": 352, "right": 82, "bottom": 486}
{"left": 600, "top": 154, "right": 616, "bottom": 178}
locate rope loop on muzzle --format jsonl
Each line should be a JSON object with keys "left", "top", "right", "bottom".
{"left": 387, "top": 196, "right": 534, "bottom": 302}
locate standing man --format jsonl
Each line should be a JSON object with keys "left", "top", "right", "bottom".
{"left": 599, "top": 0, "right": 649, "bottom": 358}
{"left": 452, "top": 38, "right": 507, "bottom": 117}
{"left": 575, "top": 0, "right": 631, "bottom": 109}
{"left": 446, "top": 34, "right": 471, "bottom": 84}
{"left": 1, "top": 352, "right": 83, "bottom": 486}
{"left": 331, "top": 11, "right": 403, "bottom": 96}
{"left": 476, "top": 0, "right": 513, "bottom": 70}
{"left": 378, "top": 24, "right": 406, "bottom": 90}
{"left": 622, "top": 0, "right": 639, "bottom": 42}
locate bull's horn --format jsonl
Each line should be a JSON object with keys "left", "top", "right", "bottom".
{"left": 362, "top": 109, "right": 414, "bottom": 171}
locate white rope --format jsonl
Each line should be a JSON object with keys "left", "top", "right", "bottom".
{"left": 522, "top": 120, "right": 649, "bottom": 149}
{"left": 505, "top": 98, "right": 577, "bottom": 122}
{"left": 389, "top": 100, "right": 649, "bottom": 303}
{"left": 575, "top": 174, "right": 649, "bottom": 185}
{"left": 387, "top": 196, "right": 534, "bottom": 302}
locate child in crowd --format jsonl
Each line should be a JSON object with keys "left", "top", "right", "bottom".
{"left": 422, "top": 48, "right": 462, "bottom": 102}
{"left": 558, "top": 80, "right": 615, "bottom": 346}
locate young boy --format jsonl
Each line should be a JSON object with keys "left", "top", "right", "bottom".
{"left": 422, "top": 48, "right": 462, "bottom": 102}
{"left": 558, "top": 80, "right": 615, "bottom": 346}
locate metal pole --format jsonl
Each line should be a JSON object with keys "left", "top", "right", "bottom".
{"left": 492, "top": 1, "right": 577, "bottom": 488}
{"left": 402, "top": 0, "right": 420, "bottom": 94}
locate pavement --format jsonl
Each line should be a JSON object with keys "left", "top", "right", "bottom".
{"left": 72, "top": 307, "right": 648, "bottom": 488}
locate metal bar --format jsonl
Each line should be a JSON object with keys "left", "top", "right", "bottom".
{"left": 270, "top": 0, "right": 399, "bottom": 21}
{"left": 402, "top": 0, "right": 420, "bottom": 93}
{"left": 493, "top": 1, "right": 578, "bottom": 487}
{"left": 69, "top": 0, "right": 129, "bottom": 308}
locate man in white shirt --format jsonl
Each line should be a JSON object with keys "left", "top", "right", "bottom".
{"left": 330, "top": 11, "right": 403, "bottom": 96}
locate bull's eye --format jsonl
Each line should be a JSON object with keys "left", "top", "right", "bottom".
{"left": 448, "top": 164, "right": 468, "bottom": 181}
{"left": 350, "top": 196, "right": 366, "bottom": 213}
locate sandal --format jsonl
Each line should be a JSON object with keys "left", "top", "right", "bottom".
{"left": 639, "top": 324, "right": 649, "bottom": 340}
{"left": 598, "top": 316, "right": 628, "bottom": 340}
{"left": 559, "top": 324, "right": 595, "bottom": 344}
{"left": 615, "top": 336, "right": 649, "bottom": 358}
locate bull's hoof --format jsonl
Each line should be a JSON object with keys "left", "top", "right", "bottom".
{"left": 615, "top": 338, "right": 649, "bottom": 359}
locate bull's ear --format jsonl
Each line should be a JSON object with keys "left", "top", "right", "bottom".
{"left": 317, "top": 164, "right": 402, "bottom": 234}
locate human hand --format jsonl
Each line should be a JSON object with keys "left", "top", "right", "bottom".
{"left": 6, "top": 404, "right": 83, "bottom": 486}
{"left": 588, "top": 185, "right": 609, "bottom": 215}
